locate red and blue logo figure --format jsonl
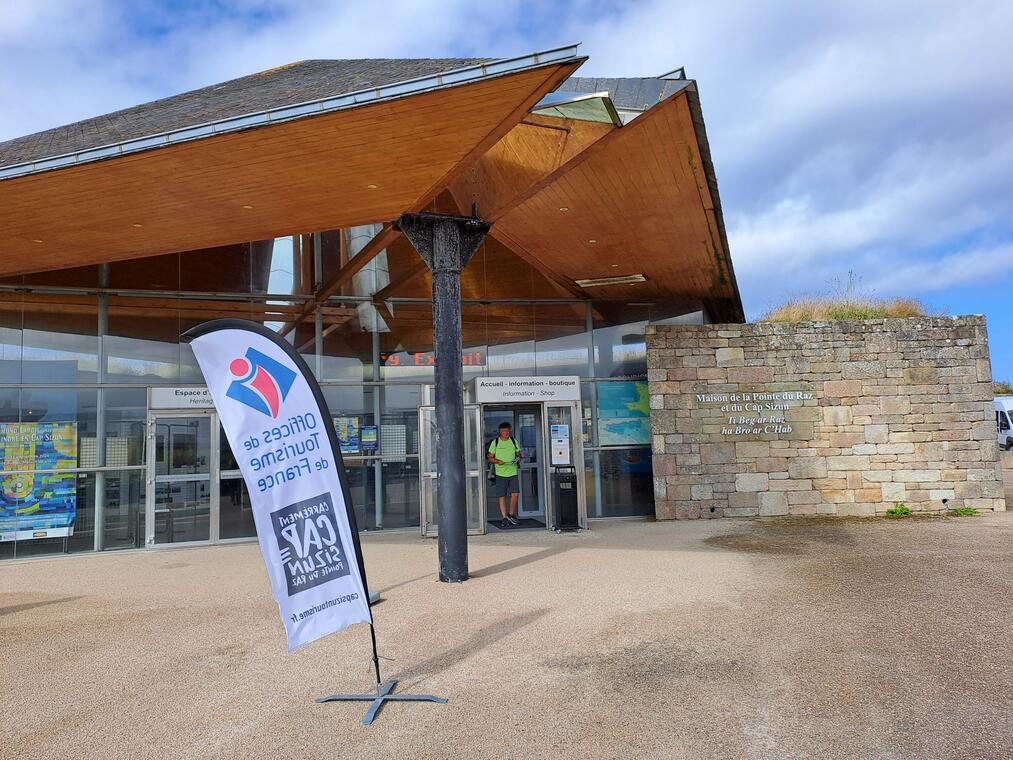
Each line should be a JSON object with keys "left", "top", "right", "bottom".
{"left": 226, "top": 348, "right": 297, "bottom": 418}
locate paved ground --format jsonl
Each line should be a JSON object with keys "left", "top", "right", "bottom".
{"left": 3, "top": 514, "right": 1013, "bottom": 760}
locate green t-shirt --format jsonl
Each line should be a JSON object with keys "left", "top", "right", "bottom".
{"left": 488, "top": 436, "right": 520, "bottom": 477}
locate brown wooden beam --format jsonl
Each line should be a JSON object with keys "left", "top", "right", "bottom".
{"left": 279, "top": 222, "right": 400, "bottom": 336}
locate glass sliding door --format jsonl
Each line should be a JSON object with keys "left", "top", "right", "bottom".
{"left": 148, "top": 413, "right": 212, "bottom": 545}
{"left": 419, "top": 405, "right": 483, "bottom": 537}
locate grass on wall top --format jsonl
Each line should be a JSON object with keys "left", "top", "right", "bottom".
{"left": 759, "top": 272, "right": 931, "bottom": 323}
{"left": 760, "top": 297, "right": 927, "bottom": 322}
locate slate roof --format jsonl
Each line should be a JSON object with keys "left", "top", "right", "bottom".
{"left": 562, "top": 74, "right": 691, "bottom": 112}
{"left": 0, "top": 58, "right": 490, "bottom": 169}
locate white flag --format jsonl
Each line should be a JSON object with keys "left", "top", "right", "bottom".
{"left": 185, "top": 320, "right": 372, "bottom": 652}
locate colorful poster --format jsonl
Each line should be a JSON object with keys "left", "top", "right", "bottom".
{"left": 360, "top": 426, "right": 378, "bottom": 453}
{"left": 333, "top": 416, "right": 360, "bottom": 455}
{"left": 597, "top": 381, "right": 652, "bottom": 446}
{"left": 0, "top": 422, "right": 78, "bottom": 542}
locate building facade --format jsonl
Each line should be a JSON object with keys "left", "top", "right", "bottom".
{"left": 0, "top": 49, "right": 742, "bottom": 559}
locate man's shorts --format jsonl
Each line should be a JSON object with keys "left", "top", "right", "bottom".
{"left": 494, "top": 474, "right": 519, "bottom": 497}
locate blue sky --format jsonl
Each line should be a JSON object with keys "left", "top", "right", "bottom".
{"left": 2, "top": 0, "right": 1011, "bottom": 376}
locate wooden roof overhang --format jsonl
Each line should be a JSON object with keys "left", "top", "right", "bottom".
{"left": 0, "top": 57, "right": 584, "bottom": 276}
{"left": 489, "top": 84, "right": 743, "bottom": 321}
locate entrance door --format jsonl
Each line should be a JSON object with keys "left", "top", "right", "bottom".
{"left": 419, "top": 405, "right": 484, "bottom": 537}
{"left": 482, "top": 404, "right": 545, "bottom": 528}
{"left": 147, "top": 413, "right": 215, "bottom": 545}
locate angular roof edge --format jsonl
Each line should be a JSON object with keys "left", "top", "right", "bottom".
{"left": 0, "top": 44, "right": 583, "bottom": 181}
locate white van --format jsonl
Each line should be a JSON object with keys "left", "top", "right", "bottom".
{"left": 996, "top": 397, "right": 1013, "bottom": 450}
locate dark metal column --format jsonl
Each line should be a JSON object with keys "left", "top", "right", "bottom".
{"left": 396, "top": 212, "right": 490, "bottom": 582}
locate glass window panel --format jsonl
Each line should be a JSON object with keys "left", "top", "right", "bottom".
{"left": 103, "top": 388, "right": 147, "bottom": 468}
{"left": 179, "top": 243, "right": 251, "bottom": 293}
{"left": 24, "top": 264, "right": 100, "bottom": 288}
{"left": 485, "top": 304, "right": 535, "bottom": 377}
{"left": 321, "top": 304, "right": 372, "bottom": 382}
{"left": 178, "top": 315, "right": 207, "bottom": 383}
{"left": 154, "top": 479, "right": 211, "bottom": 544}
{"left": 0, "top": 305, "right": 22, "bottom": 384}
{"left": 380, "top": 460, "right": 420, "bottom": 529}
{"left": 109, "top": 253, "right": 179, "bottom": 291}
{"left": 536, "top": 304, "right": 589, "bottom": 376}
{"left": 347, "top": 224, "right": 391, "bottom": 299}
{"left": 377, "top": 304, "right": 433, "bottom": 382}
{"left": 381, "top": 384, "right": 422, "bottom": 457}
{"left": 324, "top": 385, "right": 375, "bottom": 458}
{"left": 106, "top": 310, "right": 183, "bottom": 382}
{"left": 22, "top": 301, "right": 99, "bottom": 383}
{"left": 593, "top": 320, "right": 648, "bottom": 379}
{"left": 100, "top": 470, "right": 146, "bottom": 551}
{"left": 341, "top": 460, "right": 377, "bottom": 531}
{"left": 593, "top": 447, "right": 654, "bottom": 517}
{"left": 219, "top": 475, "right": 255, "bottom": 540}
{"left": 250, "top": 237, "right": 304, "bottom": 295}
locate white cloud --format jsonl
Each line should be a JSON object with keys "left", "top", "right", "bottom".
{"left": 867, "top": 243, "right": 1013, "bottom": 295}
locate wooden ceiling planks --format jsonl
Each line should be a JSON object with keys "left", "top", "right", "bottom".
{"left": 0, "top": 62, "right": 580, "bottom": 277}
{"left": 446, "top": 114, "right": 613, "bottom": 220}
{"left": 491, "top": 88, "right": 737, "bottom": 304}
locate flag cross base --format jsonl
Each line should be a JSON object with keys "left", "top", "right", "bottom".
{"left": 317, "top": 679, "right": 447, "bottom": 725}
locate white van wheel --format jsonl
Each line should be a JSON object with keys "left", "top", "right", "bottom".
{"left": 1006, "top": 438, "right": 1013, "bottom": 451}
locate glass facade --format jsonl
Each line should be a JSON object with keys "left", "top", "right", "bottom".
{"left": 0, "top": 231, "right": 705, "bottom": 560}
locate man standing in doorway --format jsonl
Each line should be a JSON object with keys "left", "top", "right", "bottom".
{"left": 488, "top": 421, "right": 521, "bottom": 529}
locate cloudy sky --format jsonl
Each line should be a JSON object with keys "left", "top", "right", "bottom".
{"left": 3, "top": 0, "right": 1011, "bottom": 375}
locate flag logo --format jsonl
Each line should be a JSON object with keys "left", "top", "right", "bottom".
{"left": 226, "top": 348, "right": 297, "bottom": 418}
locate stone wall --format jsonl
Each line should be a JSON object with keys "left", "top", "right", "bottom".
{"left": 646, "top": 317, "right": 1005, "bottom": 519}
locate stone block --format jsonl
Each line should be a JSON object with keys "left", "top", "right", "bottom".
{"left": 820, "top": 489, "right": 853, "bottom": 504}
{"left": 864, "top": 424, "right": 889, "bottom": 444}
{"left": 735, "top": 473, "right": 769, "bottom": 492}
{"left": 736, "top": 441, "right": 770, "bottom": 458}
{"left": 855, "top": 487, "right": 882, "bottom": 502}
{"left": 827, "top": 455, "right": 871, "bottom": 471}
{"left": 728, "top": 492, "right": 759, "bottom": 508}
{"left": 928, "top": 489, "right": 955, "bottom": 501}
{"left": 881, "top": 397, "right": 911, "bottom": 415}
{"left": 904, "top": 366, "right": 938, "bottom": 384}
{"left": 758, "top": 492, "right": 789, "bottom": 516}
{"left": 838, "top": 503, "right": 877, "bottom": 517}
{"left": 724, "top": 507, "right": 759, "bottom": 517}
{"left": 691, "top": 484, "right": 713, "bottom": 500}
{"left": 700, "top": 443, "right": 736, "bottom": 465}
{"left": 727, "top": 367, "right": 774, "bottom": 384}
{"left": 881, "top": 482, "right": 906, "bottom": 501}
{"left": 787, "top": 490, "right": 822, "bottom": 505}
{"left": 715, "top": 347, "right": 744, "bottom": 367}
{"left": 829, "top": 432, "right": 864, "bottom": 448}
{"left": 823, "top": 406, "right": 853, "bottom": 426}
{"left": 755, "top": 457, "right": 789, "bottom": 473}
{"left": 893, "top": 470, "right": 939, "bottom": 483}
{"left": 790, "top": 503, "right": 819, "bottom": 516}
{"left": 842, "top": 361, "right": 883, "bottom": 379}
{"left": 788, "top": 458, "right": 827, "bottom": 479}
{"left": 824, "top": 380, "right": 863, "bottom": 398}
